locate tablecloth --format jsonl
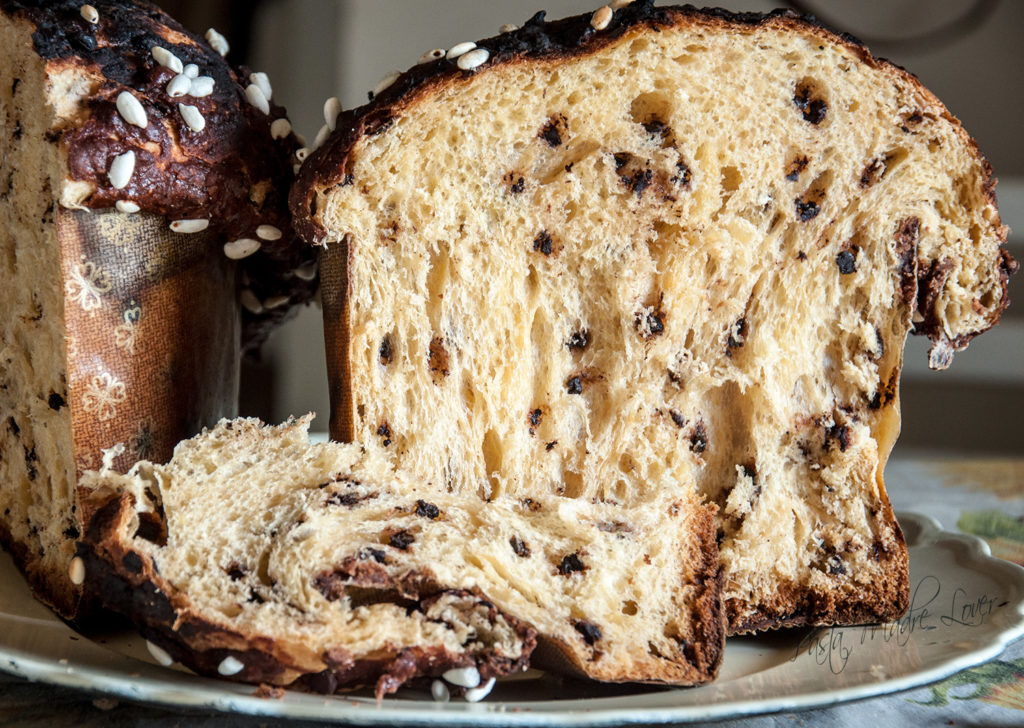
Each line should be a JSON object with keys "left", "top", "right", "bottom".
{"left": 1, "top": 455, "right": 1022, "bottom": 727}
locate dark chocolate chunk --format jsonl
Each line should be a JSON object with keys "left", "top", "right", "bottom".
{"left": 379, "top": 337, "right": 392, "bottom": 365}
{"left": 690, "top": 422, "right": 708, "bottom": 454}
{"left": 226, "top": 564, "right": 246, "bottom": 581}
{"left": 795, "top": 198, "right": 820, "bottom": 221}
{"left": 47, "top": 392, "right": 65, "bottom": 410}
{"left": 671, "top": 160, "right": 692, "bottom": 188}
{"left": 361, "top": 547, "right": 387, "bottom": 563}
{"left": 414, "top": 500, "right": 440, "bottom": 519}
{"left": 540, "top": 116, "right": 565, "bottom": 147}
{"left": 122, "top": 551, "right": 144, "bottom": 573}
{"left": 574, "top": 619, "right": 602, "bottom": 645}
{"left": 510, "top": 175, "right": 525, "bottom": 194}
{"left": 389, "top": 530, "right": 415, "bottom": 550}
{"left": 836, "top": 250, "right": 857, "bottom": 274}
{"left": 566, "top": 375, "right": 583, "bottom": 395}
{"left": 558, "top": 552, "right": 586, "bottom": 575}
{"left": 533, "top": 230, "right": 553, "bottom": 255}
{"left": 669, "top": 410, "right": 686, "bottom": 428}
{"left": 567, "top": 330, "right": 590, "bottom": 350}
{"left": 794, "top": 83, "right": 828, "bottom": 124}
{"left": 510, "top": 535, "right": 531, "bottom": 558}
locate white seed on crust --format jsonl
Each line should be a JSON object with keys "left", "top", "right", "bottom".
{"left": 108, "top": 151, "right": 135, "bottom": 190}
{"left": 295, "top": 147, "right": 311, "bottom": 162}
{"left": 313, "top": 124, "right": 331, "bottom": 150}
{"left": 184, "top": 63, "right": 199, "bottom": 79}
{"left": 442, "top": 666, "right": 481, "bottom": 688}
{"left": 189, "top": 76, "right": 215, "bottom": 97}
{"left": 166, "top": 73, "right": 192, "bottom": 98}
{"left": 457, "top": 48, "right": 490, "bottom": 71}
{"left": 292, "top": 163, "right": 301, "bottom": 175}
{"left": 223, "top": 238, "right": 261, "bottom": 260}
{"left": 270, "top": 118, "right": 292, "bottom": 140}
{"left": 610, "top": 0, "right": 633, "bottom": 9}
{"left": 151, "top": 45, "right": 183, "bottom": 74}
{"left": 68, "top": 556, "right": 85, "bottom": 586}
{"left": 115, "top": 91, "right": 148, "bottom": 128}
{"left": 239, "top": 289, "right": 263, "bottom": 315}
{"left": 323, "top": 97, "right": 342, "bottom": 131}
{"left": 80, "top": 4, "right": 99, "bottom": 24}
{"left": 591, "top": 6, "right": 613, "bottom": 31}
{"left": 263, "top": 295, "right": 289, "bottom": 310}
{"left": 178, "top": 104, "right": 205, "bottom": 132}
{"left": 217, "top": 656, "right": 245, "bottom": 676}
{"left": 245, "top": 84, "right": 270, "bottom": 114}
{"left": 250, "top": 72, "right": 273, "bottom": 101}
{"left": 170, "top": 219, "right": 209, "bottom": 234}
{"left": 499, "top": 23, "right": 519, "bottom": 33}
{"left": 372, "top": 71, "right": 401, "bottom": 98}
{"left": 446, "top": 41, "right": 476, "bottom": 60}
{"left": 205, "top": 28, "right": 229, "bottom": 57}
{"left": 431, "top": 680, "right": 450, "bottom": 703}
{"left": 294, "top": 261, "right": 317, "bottom": 281}
{"left": 146, "top": 640, "right": 174, "bottom": 667}
{"left": 256, "top": 224, "right": 282, "bottom": 241}
{"left": 464, "top": 677, "right": 496, "bottom": 703}
{"left": 115, "top": 200, "right": 140, "bottom": 213}
{"left": 418, "top": 49, "right": 446, "bottom": 64}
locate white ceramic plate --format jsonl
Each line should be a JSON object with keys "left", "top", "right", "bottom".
{"left": 2, "top": 511, "right": 1023, "bottom": 726}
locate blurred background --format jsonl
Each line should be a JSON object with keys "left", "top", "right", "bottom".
{"left": 160, "top": 0, "right": 1022, "bottom": 454}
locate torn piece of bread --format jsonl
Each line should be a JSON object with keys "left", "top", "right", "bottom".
{"left": 0, "top": 0, "right": 313, "bottom": 619}
{"left": 79, "top": 416, "right": 723, "bottom": 695}
{"left": 292, "top": 3, "right": 1014, "bottom": 634}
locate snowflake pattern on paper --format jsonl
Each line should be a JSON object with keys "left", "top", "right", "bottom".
{"left": 81, "top": 372, "right": 127, "bottom": 422}
{"left": 64, "top": 256, "right": 112, "bottom": 313}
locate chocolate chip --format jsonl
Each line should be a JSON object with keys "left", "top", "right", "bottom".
{"left": 510, "top": 176, "right": 525, "bottom": 194}
{"left": 860, "top": 159, "right": 884, "bottom": 188}
{"left": 414, "top": 500, "right": 439, "bottom": 519}
{"left": 642, "top": 119, "right": 667, "bottom": 137}
{"left": 533, "top": 230, "right": 553, "bottom": 256}
{"left": 574, "top": 619, "right": 602, "bottom": 645}
{"left": 376, "top": 422, "right": 392, "bottom": 447}
{"left": 327, "top": 492, "right": 362, "bottom": 507}
{"left": 795, "top": 199, "right": 820, "bottom": 221}
{"left": 726, "top": 317, "right": 747, "bottom": 355}
{"left": 626, "top": 168, "right": 653, "bottom": 196}
{"left": 825, "top": 423, "right": 850, "bottom": 452}
{"left": 540, "top": 117, "right": 564, "bottom": 147}
{"left": 389, "top": 530, "right": 415, "bottom": 550}
{"left": 379, "top": 337, "right": 392, "bottom": 365}
{"left": 545, "top": 441, "right": 557, "bottom": 451}
{"left": 785, "top": 155, "right": 810, "bottom": 181}
{"left": 47, "top": 392, "right": 65, "bottom": 410}
{"left": 670, "top": 410, "right": 686, "bottom": 428}
{"left": 690, "top": 422, "right": 708, "bottom": 454}
{"left": 567, "top": 330, "right": 590, "bottom": 351}
{"left": 226, "top": 564, "right": 246, "bottom": 581}
{"left": 341, "top": 173, "right": 355, "bottom": 186}
{"left": 566, "top": 376, "right": 583, "bottom": 395}
{"left": 827, "top": 555, "right": 846, "bottom": 575}
{"left": 510, "top": 536, "right": 531, "bottom": 557}
{"left": 836, "top": 250, "right": 857, "bottom": 274}
{"left": 671, "top": 160, "right": 692, "bottom": 189}
{"left": 794, "top": 83, "right": 828, "bottom": 124}
{"left": 24, "top": 446, "right": 37, "bottom": 480}
{"left": 558, "top": 553, "right": 586, "bottom": 575}
{"left": 361, "top": 548, "right": 387, "bottom": 563}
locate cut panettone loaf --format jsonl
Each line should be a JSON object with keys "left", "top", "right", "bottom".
{"left": 0, "top": 0, "right": 315, "bottom": 619}
{"left": 293, "top": 3, "right": 1015, "bottom": 634}
{"left": 79, "top": 416, "right": 723, "bottom": 695}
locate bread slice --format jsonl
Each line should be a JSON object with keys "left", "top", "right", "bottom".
{"left": 0, "top": 0, "right": 313, "bottom": 619}
{"left": 292, "top": 3, "right": 1015, "bottom": 634}
{"left": 79, "top": 416, "right": 723, "bottom": 695}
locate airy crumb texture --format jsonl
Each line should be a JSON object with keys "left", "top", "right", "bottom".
{"left": 294, "top": 4, "right": 1013, "bottom": 634}
{"left": 80, "top": 417, "right": 723, "bottom": 695}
